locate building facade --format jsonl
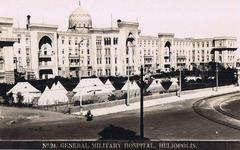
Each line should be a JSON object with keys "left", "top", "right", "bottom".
{"left": 0, "top": 17, "right": 16, "bottom": 83}
{"left": 0, "top": 2, "right": 238, "bottom": 83}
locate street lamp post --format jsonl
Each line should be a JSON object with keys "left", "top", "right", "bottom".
{"left": 78, "top": 41, "right": 82, "bottom": 80}
{"left": 79, "top": 95, "right": 83, "bottom": 115}
{"left": 216, "top": 62, "right": 218, "bottom": 91}
{"left": 78, "top": 39, "right": 86, "bottom": 80}
{"left": 140, "top": 65, "right": 144, "bottom": 139}
{"left": 126, "top": 53, "right": 130, "bottom": 106}
{"left": 179, "top": 66, "right": 182, "bottom": 97}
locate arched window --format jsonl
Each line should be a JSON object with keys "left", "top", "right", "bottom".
{"left": 39, "top": 36, "right": 52, "bottom": 50}
{"left": 164, "top": 41, "right": 171, "bottom": 49}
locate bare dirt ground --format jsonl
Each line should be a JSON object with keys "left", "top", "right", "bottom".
{"left": 0, "top": 106, "right": 77, "bottom": 128}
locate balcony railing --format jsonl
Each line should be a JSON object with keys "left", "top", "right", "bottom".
{"left": 69, "top": 63, "right": 80, "bottom": 67}
{"left": 39, "top": 54, "right": 51, "bottom": 58}
{"left": 177, "top": 55, "right": 187, "bottom": 59}
{"left": 69, "top": 54, "right": 80, "bottom": 59}
{"left": 39, "top": 62, "right": 52, "bottom": 69}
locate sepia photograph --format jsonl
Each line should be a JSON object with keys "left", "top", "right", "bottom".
{"left": 0, "top": 0, "right": 240, "bottom": 149}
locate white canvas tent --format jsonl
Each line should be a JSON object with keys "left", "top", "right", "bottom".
{"left": 38, "top": 82, "right": 68, "bottom": 106}
{"left": 104, "top": 79, "right": 115, "bottom": 91}
{"left": 73, "top": 78, "right": 112, "bottom": 102}
{"left": 147, "top": 79, "right": 165, "bottom": 93}
{"left": 168, "top": 78, "right": 179, "bottom": 92}
{"left": 38, "top": 86, "right": 52, "bottom": 105}
{"left": 7, "top": 82, "right": 41, "bottom": 104}
{"left": 73, "top": 78, "right": 104, "bottom": 93}
{"left": 121, "top": 80, "right": 140, "bottom": 97}
{"left": 51, "top": 81, "right": 68, "bottom": 94}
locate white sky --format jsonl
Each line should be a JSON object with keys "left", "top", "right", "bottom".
{"left": 1, "top": 0, "right": 240, "bottom": 47}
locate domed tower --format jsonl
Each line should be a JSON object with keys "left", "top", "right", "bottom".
{"left": 69, "top": 0, "right": 92, "bottom": 32}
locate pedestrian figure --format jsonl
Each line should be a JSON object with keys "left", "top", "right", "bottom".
{"left": 85, "top": 110, "right": 93, "bottom": 121}
{"left": 68, "top": 107, "right": 71, "bottom": 114}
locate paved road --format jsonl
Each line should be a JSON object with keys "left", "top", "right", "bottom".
{"left": 1, "top": 93, "right": 240, "bottom": 140}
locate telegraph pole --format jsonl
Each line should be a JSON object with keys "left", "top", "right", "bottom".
{"left": 216, "top": 62, "right": 218, "bottom": 91}
{"left": 140, "top": 65, "right": 144, "bottom": 139}
{"left": 179, "top": 67, "right": 182, "bottom": 97}
{"left": 78, "top": 39, "right": 86, "bottom": 80}
{"left": 126, "top": 55, "right": 130, "bottom": 106}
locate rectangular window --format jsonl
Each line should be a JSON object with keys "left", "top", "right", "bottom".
{"left": 26, "top": 38, "right": 29, "bottom": 44}
{"left": 113, "top": 37, "right": 118, "bottom": 45}
{"left": 96, "top": 39, "right": 102, "bottom": 45}
{"left": 115, "top": 67, "right": 118, "bottom": 75}
{"left": 104, "top": 37, "right": 112, "bottom": 45}
{"left": 105, "top": 48, "right": 108, "bottom": 55}
{"left": 106, "top": 58, "right": 108, "bottom": 64}
{"left": 17, "top": 35, "right": 21, "bottom": 43}
{"left": 26, "top": 48, "right": 30, "bottom": 55}
{"left": 0, "top": 62, "right": 3, "bottom": 70}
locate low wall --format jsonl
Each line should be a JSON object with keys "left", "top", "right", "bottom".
{"left": 70, "top": 91, "right": 179, "bottom": 113}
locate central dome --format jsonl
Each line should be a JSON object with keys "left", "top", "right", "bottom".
{"left": 69, "top": 3, "right": 92, "bottom": 30}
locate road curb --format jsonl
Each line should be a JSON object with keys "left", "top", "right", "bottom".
{"left": 193, "top": 91, "right": 240, "bottom": 130}
{"left": 73, "top": 86, "right": 240, "bottom": 117}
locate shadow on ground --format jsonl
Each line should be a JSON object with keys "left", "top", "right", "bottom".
{"left": 98, "top": 124, "right": 149, "bottom": 140}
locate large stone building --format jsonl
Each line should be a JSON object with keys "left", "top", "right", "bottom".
{"left": 0, "top": 2, "right": 238, "bottom": 83}
{"left": 0, "top": 17, "right": 16, "bottom": 83}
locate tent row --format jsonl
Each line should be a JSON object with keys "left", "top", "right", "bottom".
{"left": 7, "top": 77, "right": 180, "bottom": 106}
{"left": 147, "top": 78, "right": 179, "bottom": 93}
{"left": 7, "top": 78, "right": 118, "bottom": 106}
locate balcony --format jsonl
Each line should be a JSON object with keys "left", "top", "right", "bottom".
{"left": 212, "top": 45, "right": 238, "bottom": 51}
{"left": 69, "top": 63, "right": 80, "bottom": 68}
{"left": 0, "top": 36, "right": 17, "bottom": 43}
{"left": 39, "top": 54, "right": 51, "bottom": 58}
{"left": 69, "top": 54, "right": 80, "bottom": 59}
{"left": 177, "top": 55, "right": 187, "bottom": 59}
{"left": 39, "top": 62, "right": 53, "bottom": 70}
{"left": 144, "top": 61, "right": 153, "bottom": 65}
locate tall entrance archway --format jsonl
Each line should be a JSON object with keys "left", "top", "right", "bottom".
{"left": 38, "top": 36, "right": 54, "bottom": 79}
{"left": 164, "top": 41, "right": 171, "bottom": 72}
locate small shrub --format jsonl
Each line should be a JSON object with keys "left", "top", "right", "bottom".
{"left": 82, "top": 100, "right": 95, "bottom": 105}
{"left": 108, "top": 94, "right": 117, "bottom": 101}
